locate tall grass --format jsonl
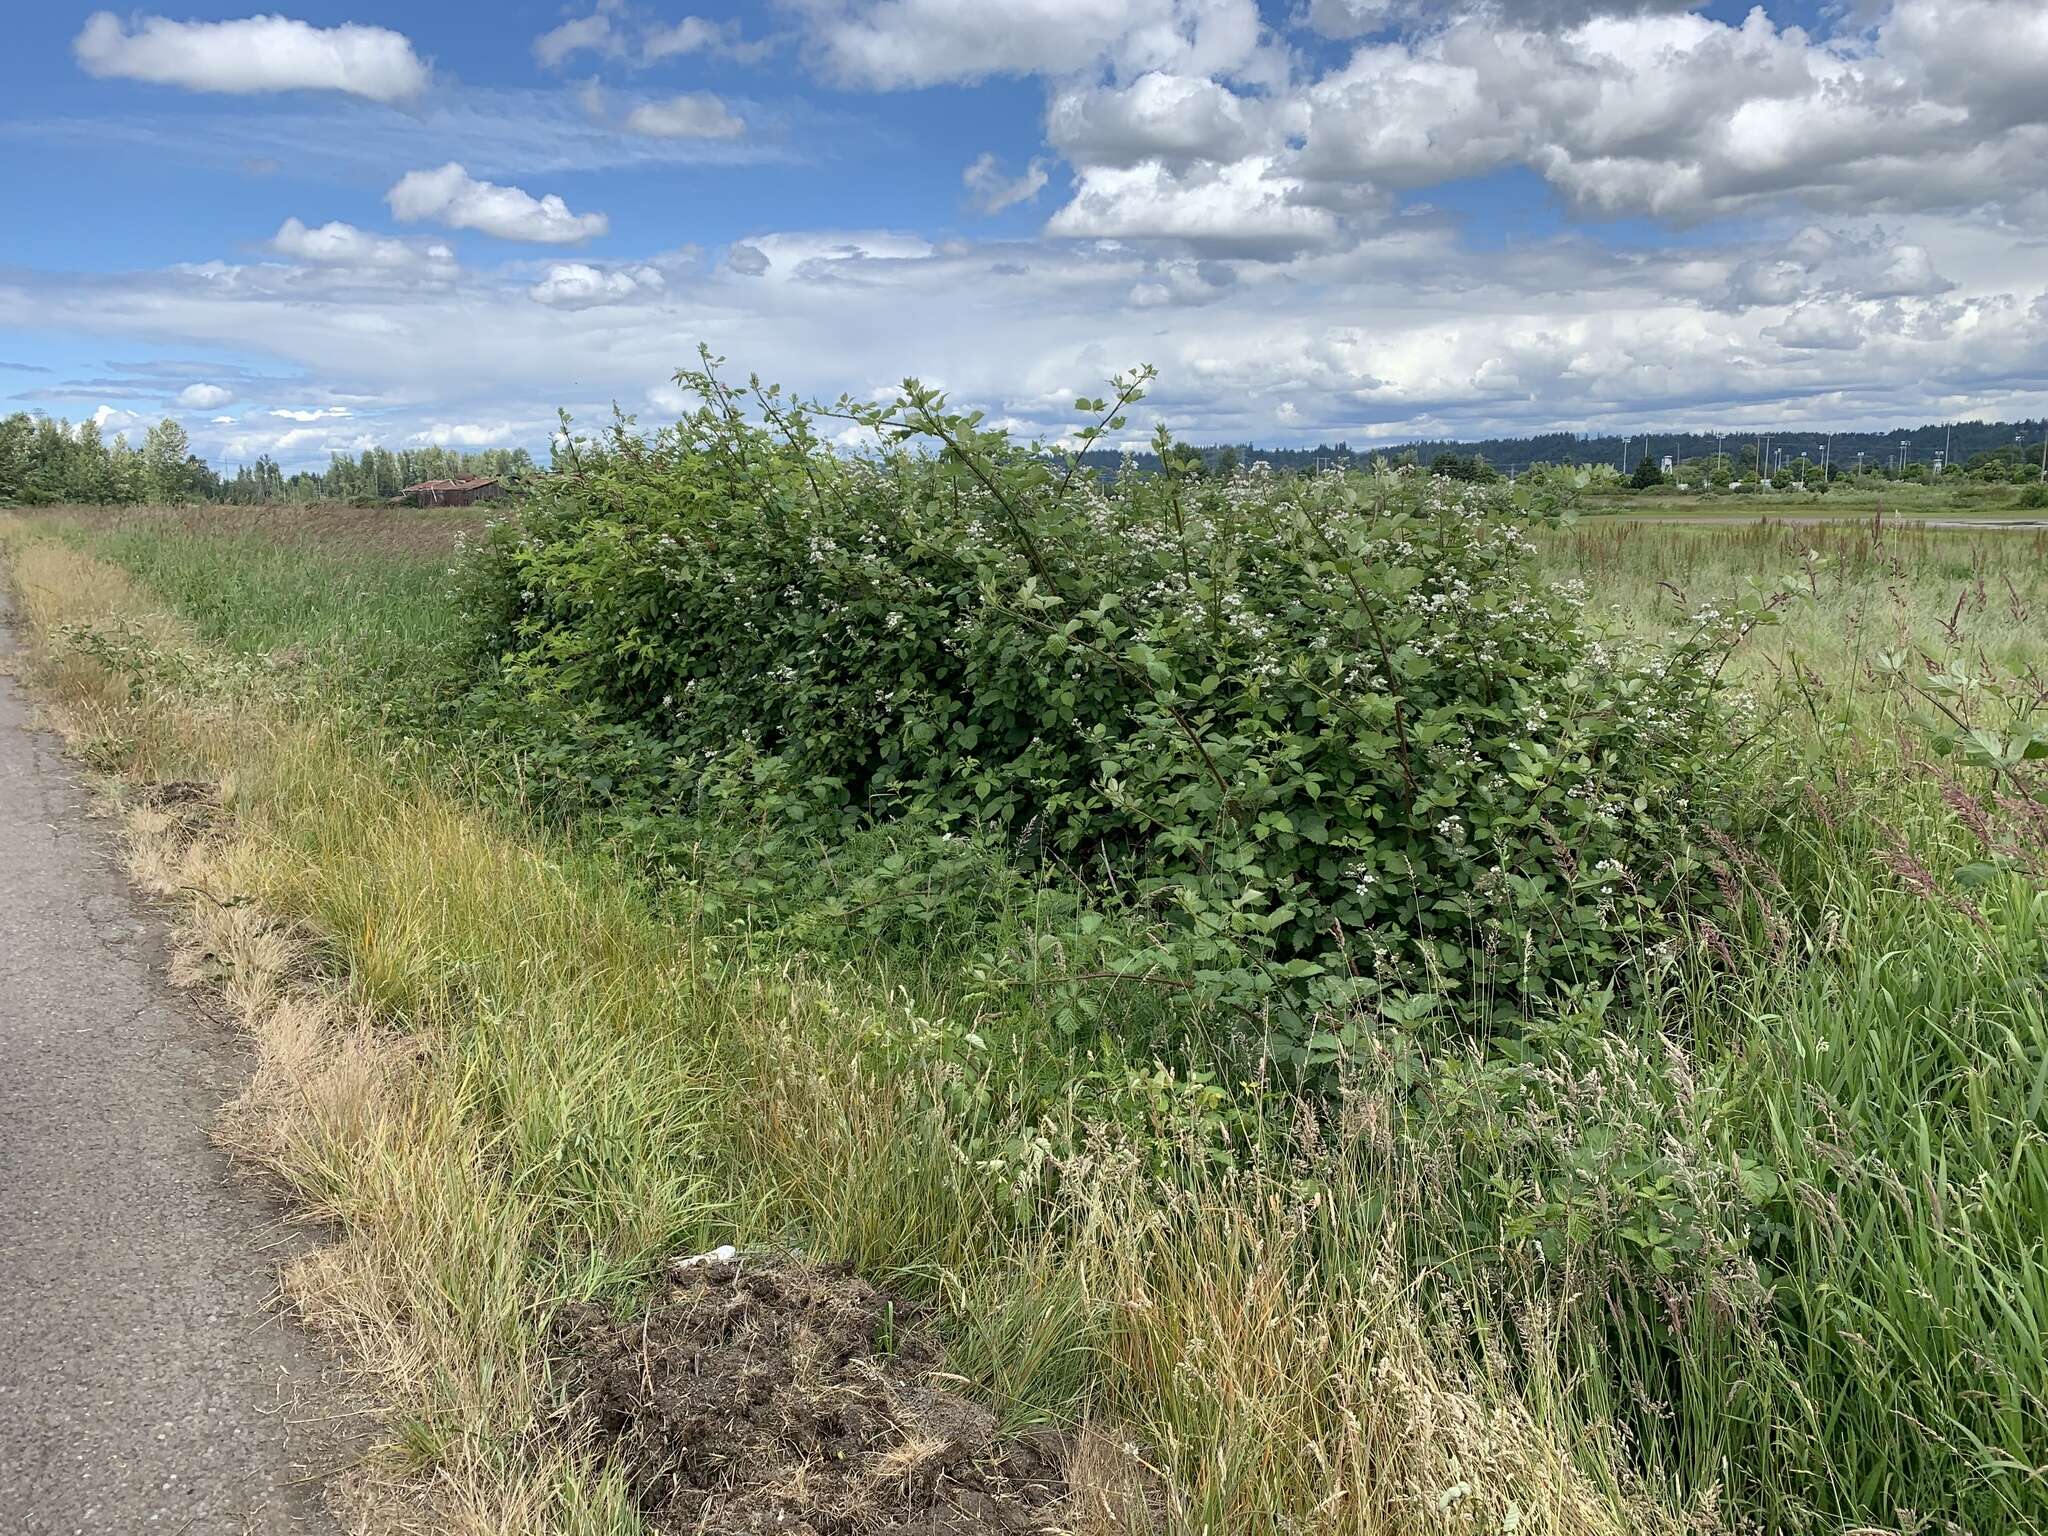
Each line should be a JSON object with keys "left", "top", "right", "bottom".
{"left": 1545, "top": 516, "right": 2048, "bottom": 675}
{"left": 1716, "top": 768, "right": 2048, "bottom": 1528}
{"left": 7, "top": 504, "right": 2046, "bottom": 1533}
{"left": 2, "top": 516, "right": 1681, "bottom": 1535}
{"left": 1533, "top": 516, "right": 2048, "bottom": 1525}
{"left": 6, "top": 505, "right": 473, "bottom": 723}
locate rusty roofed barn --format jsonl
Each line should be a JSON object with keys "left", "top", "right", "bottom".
{"left": 397, "top": 475, "right": 507, "bottom": 508}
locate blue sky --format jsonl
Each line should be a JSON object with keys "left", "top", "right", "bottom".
{"left": 2, "top": 1, "right": 2045, "bottom": 470}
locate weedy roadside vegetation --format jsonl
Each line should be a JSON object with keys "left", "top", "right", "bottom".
{"left": 2, "top": 365, "right": 2045, "bottom": 1536}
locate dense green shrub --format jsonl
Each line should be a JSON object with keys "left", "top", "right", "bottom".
{"left": 459, "top": 364, "right": 1762, "bottom": 1064}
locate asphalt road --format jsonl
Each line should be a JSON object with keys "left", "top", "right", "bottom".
{"left": 0, "top": 601, "right": 341, "bottom": 1535}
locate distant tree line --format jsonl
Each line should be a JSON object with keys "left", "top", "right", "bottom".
{"left": 1084, "top": 418, "right": 2048, "bottom": 481}
{"left": 0, "top": 411, "right": 216, "bottom": 504}
{"left": 7, "top": 403, "right": 2042, "bottom": 509}
{"left": 0, "top": 409, "right": 536, "bottom": 506}
{"left": 215, "top": 444, "right": 536, "bottom": 504}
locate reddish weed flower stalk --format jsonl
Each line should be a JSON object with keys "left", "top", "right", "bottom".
{"left": 1992, "top": 788, "right": 2048, "bottom": 874}
{"left": 1901, "top": 731, "right": 2048, "bottom": 882}
{"left": 1701, "top": 825, "right": 1790, "bottom": 954}
{"left": 1800, "top": 779, "right": 1842, "bottom": 832}
{"left": 1874, "top": 840, "right": 1942, "bottom": 900}
{"left": 1872, "top": 828, "right": 1990, "bottom": 930}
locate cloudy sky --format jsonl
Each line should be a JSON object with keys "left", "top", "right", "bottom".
{"left": 2, "top": 1, "right": 2046, "bottom": 470}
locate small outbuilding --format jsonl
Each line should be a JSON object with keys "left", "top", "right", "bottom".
{"left": 397, "top": 475, "right": 507, "bottom": 508}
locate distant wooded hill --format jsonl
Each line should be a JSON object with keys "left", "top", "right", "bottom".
{"left": 1083, "top": 418, "right": 2048, "bottom": 476}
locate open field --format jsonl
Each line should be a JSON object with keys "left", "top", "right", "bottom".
{"left": 1570, "top": 474, "right": 2048, "bottom": 521}
{"left": 1589, "top": 509, "right": 2048, "bottom": 530}
{"left": 1547, "top": 516, "right": 2048, "bottom": 673}
{"left": 3, "top": 473, "right": 2045, "bottom": 1535}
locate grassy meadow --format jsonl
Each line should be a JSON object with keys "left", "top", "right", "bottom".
{"left": 1574, "top": 474, "right": 2048, "bottom": 522}
{"left": 2, "top": 486, "right": 2044, "bottom": 1536}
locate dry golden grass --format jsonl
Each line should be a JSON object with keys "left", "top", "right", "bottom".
{"left": 2, "top": 524, "right": 617, "bottom": 1534}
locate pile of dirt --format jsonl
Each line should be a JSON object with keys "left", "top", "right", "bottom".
{"left": 552, "top": 1254, "right": 1071, "bottom": 1535}
{"left": 142, "top": 778, "right": 221, "bottom": 809}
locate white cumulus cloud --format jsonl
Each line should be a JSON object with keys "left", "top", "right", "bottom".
{"left": 1284, "top": 5, "right": 2048, "bottom": 225}
{"left": 528, "top": 262, "right": 667, "bottom": 307}
{"left": 622, "top": 93, "right": 746, "bottom": 139}
{"left": 1049, "top": 72, "right": 1269, "bottom": 168}
{"left": 1015, "top": 2, "right": 2048, "bottom": 263}
{"left": 73, "top": 12, "right": 429, "bottom": 103}
{"left": 797, "top": 0, "right": 1270, "bottom": 90}
{"left": 387, "top": 163, "right": 609, "bottom": 244}
{"left": 1048, "top": 158, "right": 1343, "bottom": 258}
{"left": 176, "top": 382, "right": 233, "bottom": 409}
{"left": 1765, "top": 303, "right": 1867, "bottom": 351}
{"left": 409, "top": 421, "right": 520, "bottom": 447}
{"left": 89, "top": 404, "right": 155, "bottom": 442}
{"left": 271, "top": 218, "right": 458, "bottom": 276}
